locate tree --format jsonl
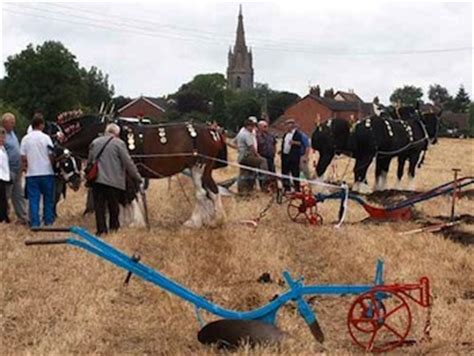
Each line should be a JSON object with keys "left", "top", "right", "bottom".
{"left": 451, "top": 85, "right": 470, "bottom": 113}
{"left": 0, "top": 100, "right": 29, "bottom": 137}
{"left": 80, "top": 66, "right": 114, "bottom": 111}
{"left": 469, "top": 102, "right": 474, "bottom": 136}
{"left": 112, "top": 96, "right": 132, "bottom": 111}
{"left": 211, "top": 90, "right": 227, "bottom": 126}
{"left": 428, "top": 84, "right": 452, "bottom": 107}
{"left": 175, "top": 88, "right": 209, "bottom": 114}
{"left": 267, "top": 91, "right": 300, "bottom": 123}
{"left": 389, "top": 85, "right": 423, "bottom": 106}
{"left": 2, "top": 41, "right": 114, "bottom": 120}
{"left": 182, "top": 73, "right": 226, "bottom": 102}
{"left": 226, "top": 91, "right": 261, "bottom": 132}
{"left": 323, "top": 88, "right": 334, "bottom": 98}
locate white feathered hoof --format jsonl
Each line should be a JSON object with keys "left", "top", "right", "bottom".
{"left": 183, "top": 164, "right": 222, "bottom": 229}
{"left": 183, "top": 193, "right": 218, "bottom": 229}
{"left": 407, "top": 175, "right": 416, "bottom": 191}
{"left": 353, "top": 181, "right": 371, "bottom": 194}
{"left": 394, "top": 179, "right": 402, "bottom": 190}
{"left": 374, "top": 172, "right": 388, "bottom": 191}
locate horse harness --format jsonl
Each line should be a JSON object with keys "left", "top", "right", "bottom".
{"left": 122, "top": 121, "right": 222, "bottom": 160}
{"left": 354, "top": 115, "right": 431, "bottom": 156}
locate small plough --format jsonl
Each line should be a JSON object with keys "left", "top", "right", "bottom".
{"left": 286, "top": 176, "right": 474, "bottom": 224}
{"left": 27, "top": 226, "right": 431, "bottom": 352}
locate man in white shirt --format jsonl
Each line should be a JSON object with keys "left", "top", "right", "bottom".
{"left": 20, "top": 114, "right": 56, "bottom": 227}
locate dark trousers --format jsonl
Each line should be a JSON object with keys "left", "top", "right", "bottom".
{"left": 0, "top": 180, "right": 10, "bottom": 223}
{"left": 264, "top": 156, "right": 276, "bottom": 173}
{"left": 92, "top": 183, "right": 122, "bottom": 235}
{"left": 281, "top": 154, "right": 301, "bottom": 192}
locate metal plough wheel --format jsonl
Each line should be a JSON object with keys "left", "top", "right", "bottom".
{"left": 347, "top": 288, "right": 412, "bottom": 353}
{"left": 287, "top": 199, "right": 323, "bottom": 225}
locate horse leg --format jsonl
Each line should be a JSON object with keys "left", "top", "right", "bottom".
{"left": 374, "top": 157, "right": 391, "bottom": 191}
{"left": 353, "top": 153, "right": 373, "bottom": 194}
{"left": 396, "top": 156, "right": 407, "bottom": 190}
{"left": 202, "top": 162, "right": 226, "bottom": 226}
{"left": 312, "top": 150, "right": 334, "bottom": 193}
{"left": 183, "top": 164, "right": 215, "bottom": 228}
{"left": 407, "top": 153, "right": 420, "bottom": 191}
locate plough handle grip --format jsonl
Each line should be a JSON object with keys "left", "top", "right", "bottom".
{"left": 25, "top": 239, "right": 69, "bottom": 246}
{"left": 420, "top": 277, "right": 430, "bottom": 307}
{"left": 30, "top": 227, "right": 71, "bottom": 232}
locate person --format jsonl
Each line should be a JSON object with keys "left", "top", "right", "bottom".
{"left": 298, "top": 126, "right": 311, "bottom": 179}
{"left": 281, "top": 119, "right": 304, "bottom": 192}
{"left": 20, "top": 114, "right": 56, "bottom": 228}
{"left": 257, "top": 120, "right": 277, "bottom": 173}
{"left": 1, "top": 112, "right": 28, "bottom": 224}
{"left": 0, "top": 128, "right": 11, "bottom": 223}
{"left": 88, "top": 123, "right": 142, "bottom": 235}
{"left": 233, "top": 117, "right": 267, "bottom": 195}
{"left": 257, "top": 120, "right": 277, "bottom": 190}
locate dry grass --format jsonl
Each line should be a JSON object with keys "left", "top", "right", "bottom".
{"left": 1, "top": 138, "right": 473, "bottom": 355}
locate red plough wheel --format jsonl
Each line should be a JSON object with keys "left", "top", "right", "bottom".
{"left": 286, "top": 187, "right": 323, "bottom": 225}
{"left": 347, "top": 288, "right": 412, "bottom": 353}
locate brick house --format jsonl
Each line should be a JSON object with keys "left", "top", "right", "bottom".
{"left": 117, "top": 96, "right": 168, "bottom": 120}
{"left": 271, "top": 87, "right": 375, "bottom": 136}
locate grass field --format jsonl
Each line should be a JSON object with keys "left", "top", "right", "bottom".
{"left": 1, "top": 138, "right": 473, "bottom": 355}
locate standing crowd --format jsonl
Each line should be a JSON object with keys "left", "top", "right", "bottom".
{"left": 0, "top": 111, "right": 142, "bottom": 237}
{"left": 231, "top": 116, "right": 310, "bottom": 195}
{"left": 1, "top": 112, "right": 54, "bottom": 227}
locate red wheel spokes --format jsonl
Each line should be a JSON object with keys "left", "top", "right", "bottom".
{"left": 383, "top": 321, "right": 405, "bottom": 340}
{"left": 383, "top": 302, "right": 405, "bottom": 320}
{"left": 348, "top": 288, "right": 412, "bottom": 353}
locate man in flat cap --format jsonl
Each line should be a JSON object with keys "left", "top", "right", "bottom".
{"left": 233, "top": 117, "right": 268, "bottom": 195}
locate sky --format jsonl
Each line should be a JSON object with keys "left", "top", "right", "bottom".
{"left": 1, "top": 1, "right": 472, "bottom": 104}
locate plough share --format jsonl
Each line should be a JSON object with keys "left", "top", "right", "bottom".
{"left": 27, "top": 226, "right": 431, "bottom": 352}
{"left": 286, "top": 176, "right": 474, "bottom": 224}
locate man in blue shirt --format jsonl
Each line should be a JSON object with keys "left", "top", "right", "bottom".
{"left": 1, "top": 113, "right": 28, "bottom": 224}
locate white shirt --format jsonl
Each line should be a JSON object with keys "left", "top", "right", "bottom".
{"left": 0, "top": 146, "right": 10, "bottom": 181}
{"left": 283, "top": 129, "right": 296, "bottom": 154}
{"left": 20, "top": 130, "right": 54, "bottom": 177}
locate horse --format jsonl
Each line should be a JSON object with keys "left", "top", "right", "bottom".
{"left": 311, "top": 108, "right": 440, "bottom": 193}
{"left": 55, "top": 112, "right": 228, "bottom": 228}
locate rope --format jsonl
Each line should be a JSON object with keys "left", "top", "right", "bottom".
{"left": 335, "top": 183, "right": 349, "bottom": 228}
{"left": 131, "top": 151, "right": 344, "bottom": 190}
{"left": 197, "top": 153, "right": 344, "bottom": 190}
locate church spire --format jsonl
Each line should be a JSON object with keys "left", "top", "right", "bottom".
{"left": 234, "top": 4, "right": 247, "bottom": 50}
{"left": 227, "top": 4, "right": 254, "bottom": 90}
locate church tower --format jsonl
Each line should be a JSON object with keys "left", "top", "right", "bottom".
{"left": 227, "top": 5, "right": 254, "bottom": 90}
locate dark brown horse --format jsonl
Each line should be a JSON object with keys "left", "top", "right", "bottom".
{"left": 56, "top": 112, "right": 228, "bottom": 228}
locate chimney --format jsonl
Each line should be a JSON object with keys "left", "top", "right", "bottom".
{"left": 310, "top": 85, "right": 321, "bottom": 97}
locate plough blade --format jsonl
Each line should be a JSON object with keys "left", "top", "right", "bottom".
{"left": 361, "top": 204, "right": 412, "bottom": 221}
{"left": 197, "top": 319, "right": 284, "bottom": 349}
{"left": 308, "top": 320, "right": 325, "bottom": 343}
